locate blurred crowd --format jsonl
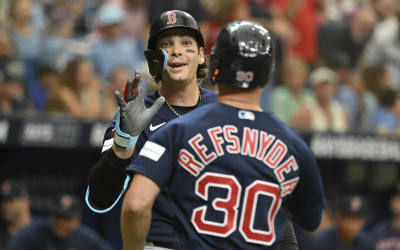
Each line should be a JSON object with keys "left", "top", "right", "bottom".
{"left": 0, "top": 180, "right": 113, "bottom": 250}
{"left": 1, "top": 0, "right": 400, "bottom": 135}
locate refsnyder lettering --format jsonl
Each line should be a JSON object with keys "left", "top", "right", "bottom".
{"left": 178, "top": 125, "right": 300, "bottom": 196}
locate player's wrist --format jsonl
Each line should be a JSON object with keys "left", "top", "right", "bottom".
{"left": 114, "top": 107, "right": 138, "bottom": 150}
{"left": 112, "top": 143, "right": 134, "bottom": 159}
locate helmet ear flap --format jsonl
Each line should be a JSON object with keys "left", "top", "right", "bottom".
{"left": 210, "top": 68, "right": 220, "bottom": 84}
{"left": 209, "top": 46, "right": 221, "bottom": 85}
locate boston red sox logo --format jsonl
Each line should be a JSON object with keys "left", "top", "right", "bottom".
{"left": 166, "top": 12, "right": 177, "bottom": 24}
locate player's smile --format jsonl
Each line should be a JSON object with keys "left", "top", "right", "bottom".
{"left": 167, "top": 61, "right": 188, "bottom": 72}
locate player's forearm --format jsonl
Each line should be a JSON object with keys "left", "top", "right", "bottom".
{"left": 292, "top": 209, "right": 323, "bottom": 232}
{"left": 121, "top": 201, "right": 152, "bottom": 250}
{"left": 88, "top": 149, "right": 132, "bottom": 208}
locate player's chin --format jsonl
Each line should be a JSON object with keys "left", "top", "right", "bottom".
{"left": 167, "top": 72, "right": 189, "bottom": 82}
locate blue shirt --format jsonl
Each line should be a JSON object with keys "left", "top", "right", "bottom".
{"left": 90, "top": 37, "right": 141, "bottom": 81}
{"left": 371, "top": 219, "right": 400, "bottom": 250}
{"left": 129, "top": 101, "right": 325, "bottom": 249}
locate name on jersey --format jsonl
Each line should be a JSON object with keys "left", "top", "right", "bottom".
{"left": 178, "top": 125, "right": 299, "bottom": 197}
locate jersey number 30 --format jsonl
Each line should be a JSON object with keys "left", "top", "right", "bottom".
{"left": 191, "top": 172, "right": 282, "bottom": 246}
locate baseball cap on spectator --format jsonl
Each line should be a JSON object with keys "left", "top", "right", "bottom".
{"left": 336, "top": 194, "right": 367, "bottom": 216}
{"left": 97, "top": 3, "right": 125, "bottom": 27}
{"left": 309, "top": 67, "right": 339, "bottom": 87}
{"left": 0, "top": 180, "right": 28, "bottom": 202}
{"left": 50, "top": 194, "right": 82, "bottom": 218}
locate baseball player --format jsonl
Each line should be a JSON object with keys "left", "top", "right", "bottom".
{"left": 86, "top": 10, "right": 217, "bottom": 249}
{"left": 121, "top": 20, "right": 326, "bottom": 250}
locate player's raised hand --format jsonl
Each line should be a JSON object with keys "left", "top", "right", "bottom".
{"left": 114, "top": 71, "right": 165, "bottom": 136}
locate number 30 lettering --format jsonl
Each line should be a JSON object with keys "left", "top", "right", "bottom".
{"left": 191, "top": 172, "right": 282, "bottom": 246}
{"left": 236, "top": 71, "right": 254, "bottom": 82}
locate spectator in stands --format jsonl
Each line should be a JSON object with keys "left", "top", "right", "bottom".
{"left": 348, "top": 71, "right": 378, "bottom": 131}
{"left": 46, "top": 57, "right": 103, "bottom": 119}
{"left": 269, "top": 56, "right": 314, "bottom": 125}
{"left": 323, "top": 0, "right": 360, "bottom": 22}
{"left": 333, "top": 63, "right": 378, "bottom": 132}
{"left": 0, "top": 181, "right": 31, "bottom": 249}
{"left": 118, "top": 0, "right": 148, "bottom": 47}
{"left": 371, "top": 183, "right": 400, "bottom": 250}
{"left": 30, "top": 64, "right": 58, "bottom": 113}
{"left": 200, "top": 0, "right": 249, "bottom": 55}
{"left": 90, "top": 3, "right": 141, "bottom": 81}
{"left": 372, "top": 88, "right": 400, "bottom": 135}
{"left": 39, "top": 16, "right": 90, "bottom": 72}
{"left": 313, "top": 194, "right": 373, "bottom": 250}
{"left": 362, "top": 64, "right": 390, "bottom": 99}
{"left": 101, "top": 66, "right": 130, "bottom": 120}
{"left": 291, "top": 66, "right": 349, "bottom": 132}
{"left": 363, "top": 0, "right": 400, "bottom": 90}
{"left": 269, "top": 0, "right": 323, "bottom": 64}
{"left": 318, "top": 4, "right": 377, "bottom": 68}
{"left": 7, "top": 0, "right": 41, "bottom": 61}
{"left": 6, "top": 193, "right": 113, "bottom": 250}
{"left": 0, "top": 28, "right": 26, "bottom": 114}
{"left": 43, "top": 0, "right": 85, "bottom": 28}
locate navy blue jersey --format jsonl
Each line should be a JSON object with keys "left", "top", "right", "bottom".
{"left": 6, "top": 219, "right": 112, "bottom": 250}
{"left": 88, "top": 87, "right": 217, "bottom": 243}
{"left": 128, "top": 102, "right": 325, "bottom": 249}
{"left": 371, "top": 220, "right": 400, "bottom": 250}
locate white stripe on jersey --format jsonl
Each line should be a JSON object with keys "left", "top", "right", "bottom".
{"left": 139, "top": 141, "right": 166, "bottom": 162}
{"left": 102, "top": 138, "right": 114, "bottom": 152}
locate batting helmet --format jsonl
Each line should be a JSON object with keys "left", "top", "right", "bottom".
{"left": 209, "top": 20, "right": 274, "bottom": 89}
{"left": 147, "top": 10, "right": 204, "bottom": 50}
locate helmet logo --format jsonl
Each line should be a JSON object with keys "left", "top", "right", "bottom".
{"left": 236, "top": 71, "right": 254, "bottom": 84}
{"left": 166, "top": 12, "right": 177, "bottom": 25}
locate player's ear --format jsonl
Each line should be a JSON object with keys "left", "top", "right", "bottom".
{"left": 198, "top": 47, "right": 205, "bottom": 65}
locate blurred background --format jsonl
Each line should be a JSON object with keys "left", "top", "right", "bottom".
{"left": 1, "top": 0, "right": 400, "bottom": 249}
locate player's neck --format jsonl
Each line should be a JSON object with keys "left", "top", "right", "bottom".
{"left": 217, "top": 85, "right": 263, "bottom": 111}
{"left": 159, "top": 81, "right": 200, "bottom": 107}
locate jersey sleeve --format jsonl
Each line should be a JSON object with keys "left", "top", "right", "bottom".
{"left": 126, "top": 123, "right": 177, "bottom": 188}
{"left": 288, "top": 139, "right": 325, "bottom": 232}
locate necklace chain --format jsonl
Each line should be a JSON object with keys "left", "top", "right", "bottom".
{"left": 158, "top": 88, "right": 202, "bottom": 117}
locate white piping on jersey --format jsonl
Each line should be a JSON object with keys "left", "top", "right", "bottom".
{"left": 85, "top": 175, "right": 131, "bottom": 213}
{"left": 102, "top": 138, "right": 114, "bottom": 152}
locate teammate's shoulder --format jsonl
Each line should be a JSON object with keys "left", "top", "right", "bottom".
{"left": 266, "top": 112, "right": 307, "bottom": 144}
{"left": 199, "top": 87, "right": 218, "bottom": 102}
